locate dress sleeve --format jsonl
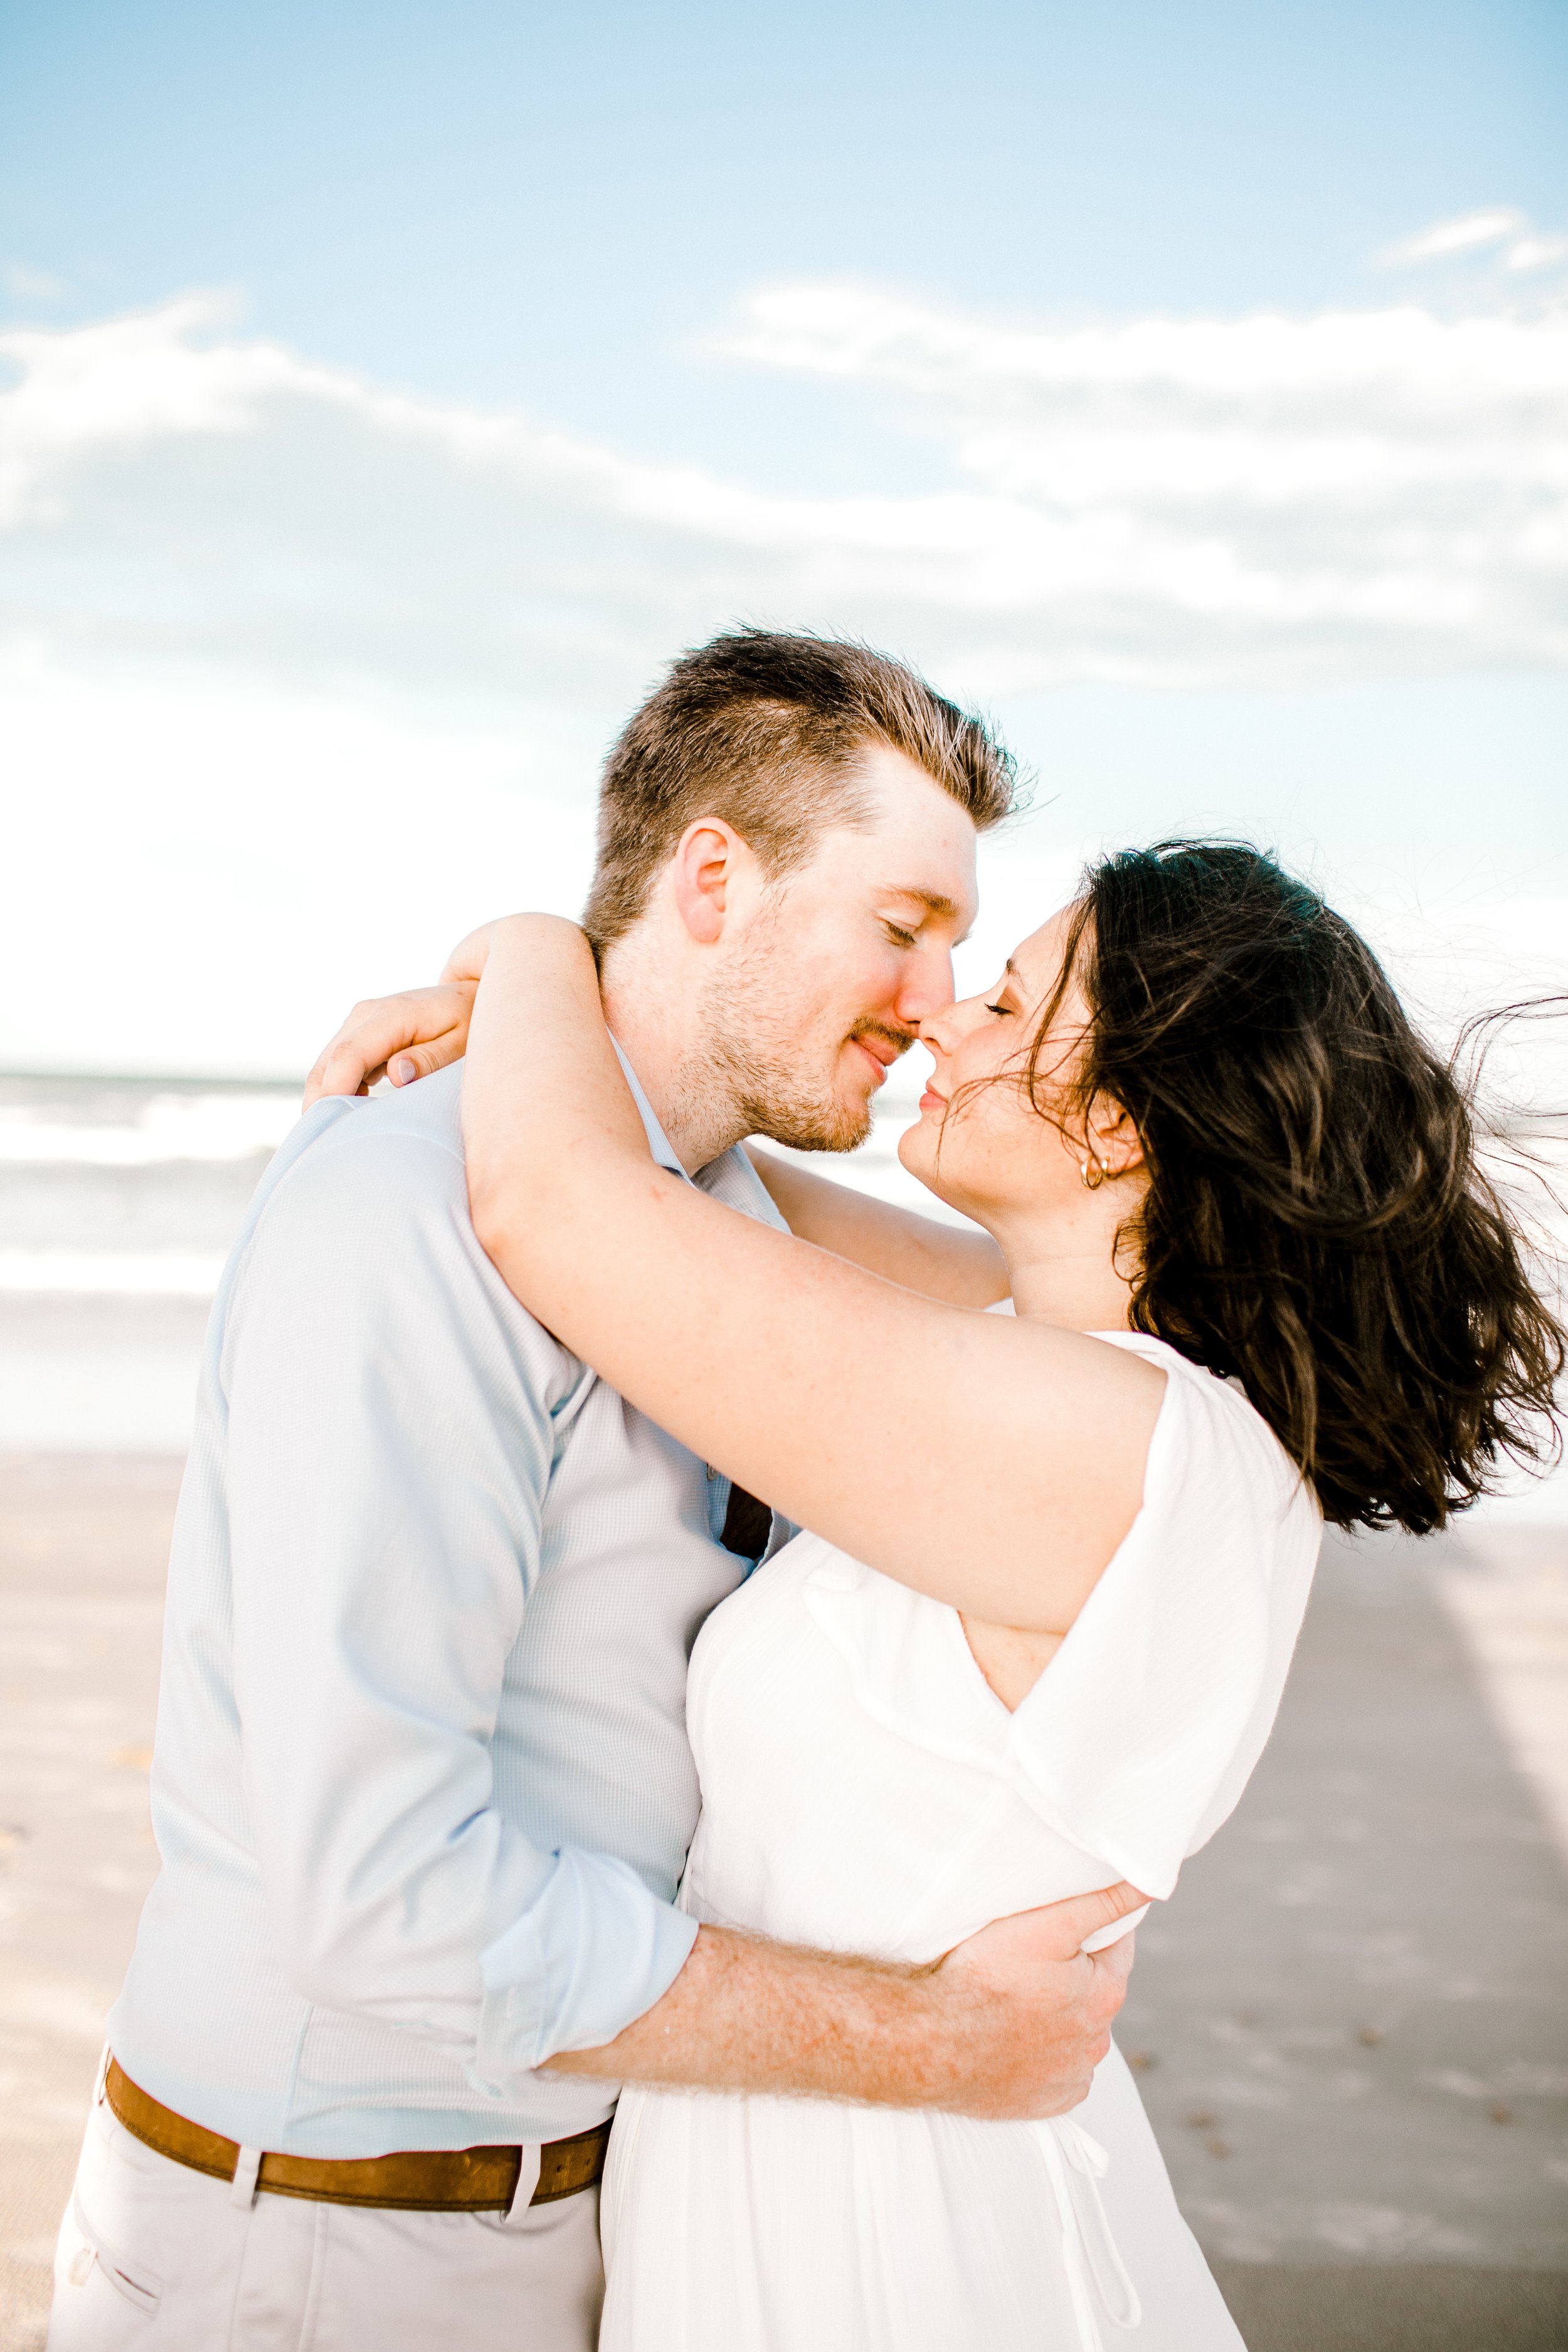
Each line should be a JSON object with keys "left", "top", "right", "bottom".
{"left": 1005, "top": 1354, "right": 1321, "bottom": 1898}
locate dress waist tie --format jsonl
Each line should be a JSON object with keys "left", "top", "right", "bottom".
{"left": 1031, "top": 2116, "right": 1142, "bottom": 2351}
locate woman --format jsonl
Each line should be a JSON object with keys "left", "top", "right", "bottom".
{"left": 313, "top": 842, "right": 1562, "bottom": 2351}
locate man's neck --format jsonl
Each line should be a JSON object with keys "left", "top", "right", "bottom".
{"left": 599, "top": 954, "right": 747, "bottom": 1175}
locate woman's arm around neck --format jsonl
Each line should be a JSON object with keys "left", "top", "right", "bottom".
{"left": 463, "top": 916, "right": 1163, "bottom": 1638}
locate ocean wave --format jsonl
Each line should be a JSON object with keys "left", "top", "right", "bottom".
{"left": 0, "top": 1093, "right": 300, "bottom": 1165}
{"left": 0, "top": 1249, "right": 224, "bottom": 1296}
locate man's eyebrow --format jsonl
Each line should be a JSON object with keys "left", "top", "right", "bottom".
{"left": 881, "top": 886, "right": 963, "bottom": 919}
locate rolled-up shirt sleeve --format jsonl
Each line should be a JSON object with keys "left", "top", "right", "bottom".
{"left": 221, "top": 1114, "right": 697, "bottom": 2087}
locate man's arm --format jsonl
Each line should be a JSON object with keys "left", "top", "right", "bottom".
{"left": 744, "top": 1146, "right": 1009, "bottom": 1308}
{"left": 549, "top": 1891, "right": 1142, "bottom": 2122}
{"left": 223, "top": 1113, "right": 698, "bottom": 2085}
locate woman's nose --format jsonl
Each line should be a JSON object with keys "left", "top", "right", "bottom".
{"left": 917, "top": 1001, "right": 961, "bottom": 1059}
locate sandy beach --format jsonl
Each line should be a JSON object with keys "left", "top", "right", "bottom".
{"left": 2, "top": 1451, "right": 1565, "bottom": 2351}
{"left": 0, "top": 1453, "right": 177, "bottom": 2349}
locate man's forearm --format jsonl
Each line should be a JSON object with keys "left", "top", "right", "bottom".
{"left": 545, "top": 1891, "right": 1140, "bottom": 2124}
{"left": 547, "top": 1926, "right": 944, "bottom": 2106}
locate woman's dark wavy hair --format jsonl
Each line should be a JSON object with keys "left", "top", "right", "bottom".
{"left": 1029, "top": 840, "right": 1564, "bottom": 1535}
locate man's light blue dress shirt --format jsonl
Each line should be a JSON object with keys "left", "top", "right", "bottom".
{"left": 108, "top": 1059, "right": 785, "bottom": 2157}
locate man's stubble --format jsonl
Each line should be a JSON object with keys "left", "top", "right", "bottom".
{"left": 679, "top": 915, "right": 909, "bottom": 1158}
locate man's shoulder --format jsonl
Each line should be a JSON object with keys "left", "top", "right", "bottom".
{"left": 301, "top": 1061, "right": 466, "bottom": 1167}
{"left": 221, "top": 1063, "right": 588, "bottom": 1406}
{"left": 261, "top": 1064, "right": 467, "bottom": 1217}
{"left": 232, "top": 1064, "right": 490, "bottom": 1306}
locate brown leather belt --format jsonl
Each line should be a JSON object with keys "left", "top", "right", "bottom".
{"left": 105, "top": 2058, "right": 608, "bottom": 2211}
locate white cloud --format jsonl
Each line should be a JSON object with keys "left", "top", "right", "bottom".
{"left": 3, "top": 283, "right": 1566, "bottom": 706}
{"left": 2, "top": 260, "right": 70, "bottom": 304}
{"left": 726, "top": 283, "right": 1568, "bottom": 682}
{"left": 1505, "top": 235, "right": 1568, "bottom": 275}
{"left": 2, "top": 273, "right": 1563, "bottom": 1079}
{"left": 1377, "top": 207, "right": 1568, "bottom": 282}
{"left": 1379, "top": 209, "right": 1525, "bottom": 265}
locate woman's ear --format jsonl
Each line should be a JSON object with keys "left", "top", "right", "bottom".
{"left": 1086, "top": 1096, "right": 1145, "bottom": 1179}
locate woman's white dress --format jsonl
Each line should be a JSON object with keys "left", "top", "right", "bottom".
{"left": 600, "top": 1333, "right": 1323, "bottom": 2351}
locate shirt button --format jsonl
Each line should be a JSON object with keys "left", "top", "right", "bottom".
{"left": 705, "top": 1463, "right": 719, "bottom": 1481}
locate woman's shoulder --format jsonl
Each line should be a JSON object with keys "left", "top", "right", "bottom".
{"left": 989, "top": 1302, "right": 1312, "bottom": 1531}
{"left": 1094, "top": 1329, "right": 1315, "bottom": 1519}
{"left": 1089, "top": 1327, "right": 1234, "bottom": 1387}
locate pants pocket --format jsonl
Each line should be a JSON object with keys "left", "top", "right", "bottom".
{"left": 64, "top": 2188, "right": 166, "bottom": 2318}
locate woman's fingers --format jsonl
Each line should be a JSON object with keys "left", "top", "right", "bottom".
{"left": 303, "top": 985, "right": 477, "bottom": 1107}
{"left": 439, "top": 919, "right": 503, "bottom": 987}
{"left": 300, "top": 923, "right": 512, "bottom": 1107}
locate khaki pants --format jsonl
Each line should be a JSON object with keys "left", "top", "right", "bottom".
{"left": 47, "top": 2092, "right": 605, "bottom": 2351}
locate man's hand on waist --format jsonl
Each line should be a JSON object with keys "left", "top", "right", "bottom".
{"left": 543, "top": 1880, "right": 1145, "bottom": 2122}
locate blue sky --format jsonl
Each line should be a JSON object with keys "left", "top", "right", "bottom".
{"left": 1, "top": 0, "right": 1565, "bottom": 1071}
{"left": 5, "top": 0, "right": 1565, "bottom": 461}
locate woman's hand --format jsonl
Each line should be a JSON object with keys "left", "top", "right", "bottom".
{"left": 304, "top": 983, "right": 475, "bottom": 1105}
{"left": 302, "top": 922, "right": 500, "bottom": 1106}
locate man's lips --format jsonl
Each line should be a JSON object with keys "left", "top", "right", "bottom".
{"left": 848, "top": 1032, "right": 909, "bottom": 1084}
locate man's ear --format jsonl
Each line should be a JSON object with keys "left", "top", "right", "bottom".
{"left": 670, "top": 819, "right": 748, "bottom": 946}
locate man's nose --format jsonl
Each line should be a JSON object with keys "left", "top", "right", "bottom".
{"left": 894, "top": 943, "right": 955, "bottom": 1027}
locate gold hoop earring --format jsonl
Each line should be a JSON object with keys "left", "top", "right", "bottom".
{"left": 1081, "top": 1155, "right": 1108, "bottom": 1191}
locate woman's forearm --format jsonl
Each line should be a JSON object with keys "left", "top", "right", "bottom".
{"left": 464, "top": 916, "right": 654, "bottom": 1242}
{"left": 745, "top": 1147, "right": 1008, "bottom": 1307}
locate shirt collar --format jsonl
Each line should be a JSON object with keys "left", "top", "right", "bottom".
{"left": 610, "top": 1037, "right": 689, "bottom": 1181}
{"left": 610, "top": 1037, "right": 790, "bottom": 1236}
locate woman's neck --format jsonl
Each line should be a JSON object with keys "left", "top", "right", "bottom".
{"left": 995, "top": 1187, "right": 1143, "bottom": 1332}
{"left": 1005, "top": 1249, "right": 1136, "bottom": 1332}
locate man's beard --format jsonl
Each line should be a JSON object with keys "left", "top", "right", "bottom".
{"left": 714, "top": 1024, "right": 883, "bottom": 1154}
{"left": 689, "top": 931, "right": 911, "bottom": 1154}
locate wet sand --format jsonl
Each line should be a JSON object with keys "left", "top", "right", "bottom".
{"left": 1, "top": 1457, "right": 1564, "bottom": 2351}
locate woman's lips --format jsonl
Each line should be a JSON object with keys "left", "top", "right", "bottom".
{"left": 919, "top": 1086, "right": 947, "bottom": 1114}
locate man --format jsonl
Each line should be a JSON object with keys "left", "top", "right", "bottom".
{"left": 49, "top": 632, "right": 1140, "bottom": 2351}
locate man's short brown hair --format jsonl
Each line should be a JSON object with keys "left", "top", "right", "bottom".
{"left": 581, "top": 629, "right": 1017, "bottom": 950}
